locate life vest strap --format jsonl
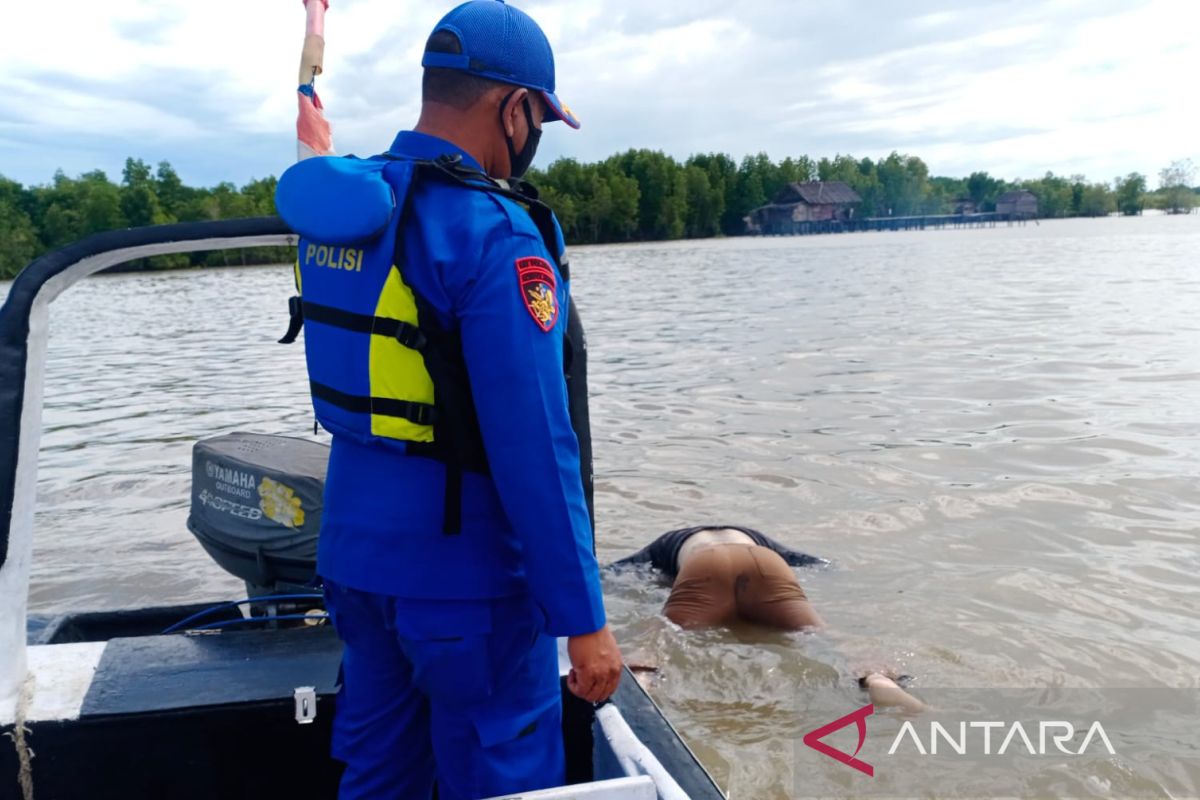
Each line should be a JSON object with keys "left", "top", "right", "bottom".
{"left": 383, "top": 154, "right": 569, "bottom": 278}
{"left": 442, "top": 465, "right": 463, "bottom": 535}
{"left": 278, "top": 295, "right": 305, "bottom": 344}
{"left": 302, "top": 300, "right": 428, "bottom": 351}
{"left": 309, "top": 380, "right": 437, "bottom": 426}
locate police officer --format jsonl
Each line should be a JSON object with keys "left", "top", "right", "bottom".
{"left": 275, "top": 2, "right": 622, "bottom": 798}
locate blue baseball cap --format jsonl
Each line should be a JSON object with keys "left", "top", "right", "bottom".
{"left": 421, "top": 0, "right": 580, "bottom": 129}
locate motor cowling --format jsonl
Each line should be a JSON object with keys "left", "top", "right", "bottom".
{"left": 187, "top": 432, "right": 326, "bottom": 596}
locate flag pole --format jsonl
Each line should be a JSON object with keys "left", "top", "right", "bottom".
{"left": 297, "top": 0, "right": 334, "bottom": 160}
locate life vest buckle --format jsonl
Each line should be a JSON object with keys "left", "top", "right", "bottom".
{"left": 393, "top": 323, "right": 427, "bottom": 351}
{"left": 410, "top": 403, "right": 437, "bottom": 427}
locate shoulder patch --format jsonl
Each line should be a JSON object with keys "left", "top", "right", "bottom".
{"left": 515, "top": 257, "right": 558, "bottom": 332}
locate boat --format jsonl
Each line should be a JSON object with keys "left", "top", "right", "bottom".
{"left": 0, "top": 218, "right": 725, "bottom": 799}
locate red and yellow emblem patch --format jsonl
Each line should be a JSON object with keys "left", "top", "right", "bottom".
{"left": 516, "top": 256, "right": 558, "bottom": 332}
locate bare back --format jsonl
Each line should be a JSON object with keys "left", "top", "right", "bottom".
{"left": 675, "top": 527, "right": 756, "bottom": 572}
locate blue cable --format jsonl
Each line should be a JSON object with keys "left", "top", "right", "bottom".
{"left": 192, "top": 614, "right": 329, "bottom": 632}
{"left": 162, "top": 593, "right": 325, "bottom": 634}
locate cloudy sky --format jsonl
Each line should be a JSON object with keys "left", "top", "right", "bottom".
{"left": 2, "top": 0, "right": 1196, "bottom": 188}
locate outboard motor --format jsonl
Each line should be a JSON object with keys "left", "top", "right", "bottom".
{"left": 187, "top": 432, "right": 326, "bottom": 607}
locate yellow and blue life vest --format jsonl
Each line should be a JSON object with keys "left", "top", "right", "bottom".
{"left": 275, "top": 154, "right": 593, "bottom": 534}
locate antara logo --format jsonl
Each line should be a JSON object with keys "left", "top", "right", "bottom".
{"left": 803, "top": 704, "right": 875, "bottom": 776}
{"left": 804, "top": 704, "right": 1118, "bottom": 777}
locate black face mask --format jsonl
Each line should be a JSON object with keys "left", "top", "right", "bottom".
{"left": 500, "top": 90, "right": 541, "bottom": 179}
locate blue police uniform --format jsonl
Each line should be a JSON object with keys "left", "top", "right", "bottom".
{"left": 276, "top": 2, "right": 601, "bottom": 793}
{"left": 276, "top": 128, "right": 605, "bottom": 800}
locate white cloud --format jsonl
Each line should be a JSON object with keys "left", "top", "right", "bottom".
{"left": 0, "top": 0, "right": 1197, "bottom": 186}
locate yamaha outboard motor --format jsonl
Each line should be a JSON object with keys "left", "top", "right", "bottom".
{"left": 187, "top": 432, "right": 326, "bottom": 603}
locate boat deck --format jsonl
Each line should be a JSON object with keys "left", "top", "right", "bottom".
{"left": 5, "top": 602, "right": 723, "bottom": 799}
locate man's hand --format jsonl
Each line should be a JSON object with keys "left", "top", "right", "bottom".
{"left": 566, "top": 625, "right": 622, "bottom": 703}
{"left": 862, "top": 673, "right": 926, "bottom": 714}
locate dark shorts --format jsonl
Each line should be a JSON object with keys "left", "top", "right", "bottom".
{"left": 663, "top": 544, "right": 817, "bottom": 630}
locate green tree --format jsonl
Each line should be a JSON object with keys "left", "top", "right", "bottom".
{"left": 121, "top": 158, "right": 153, "bottom": 186}
{"left": 1077, "top": 183, "right": 1115, "bottom": 217}
{"left": 682, "top": 165, "right": 722, "bottom": 238}
{"left": 1069, "top": 174, "right": 1088, "bottom": 216}
{"left": 819, "top": 155, "right": 882, "bottom": 216}
{"left": 155, "top": 161, "right": 189, "bottom": 219}
{"left": 211, "top": 182, "right": 254, "bottom": 218}
{"left": 240, "top": 176, "right": 280, "bottom": 216}
{"left": 78, "top": 170, "right": 126, "bottom": 234}
{"left": 753, "top": 152, "right": 791, "bottom": 203}
{"left": 966, "top": 171, "right": 1003, "bottom": 209}
{"left": 120, "top": 158, "right": 170, "bottom": 227}
{"left": 538, "top": 183, "right": 578, "bottom": 240}
{"left": 615, "top": 150, "right": 686, "bottom": 240}
{"left": 577, "top": 172, "right": 610, "bottom": 243}
{"left": 683, "top": 153, "right": 740, "bottom": 235}
{"left": 30, "top": 170, "right": 88, "bottom": 249}
{"left": 1022, "top": 172, "right": 1073, "bottom": 218}
{"left": 923, "top": 180, "right": 950, "bottom": 214}
{"left": 599, "top": 166, "right": 639, "bottom": 242}
{"left": 731, "top": 155, "right": 768, "bottom": 225}
{"left": 1114, "top": 173, "right": 1147, "bottom": 216}
{"left": 1159, "top": 159, "right": 1197, "bottom": 214}
{"left": 0, "top": 180, "right": 39, "bottom": 279}
{"left": 876, "top": 152, "right": 929, "bottom": 216}
{"left": 120, "top": 184, "right": 167, "bottom": 227}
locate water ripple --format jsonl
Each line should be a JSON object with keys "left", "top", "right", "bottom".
{"left": 5, "top": 215, "right": 1200, "bottom": 798}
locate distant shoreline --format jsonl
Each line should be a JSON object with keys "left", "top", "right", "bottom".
{"left": 3, "top": 153, "right": 1196, "bottom": 280}
{"left": 4, "top": 213, "right": 1196, "bottom": 290}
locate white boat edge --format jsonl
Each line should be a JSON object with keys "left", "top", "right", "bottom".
{"left": 0, "top": 231, "right": 299, "bottom": 722}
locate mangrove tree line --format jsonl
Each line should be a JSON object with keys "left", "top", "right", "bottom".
{"left": 1, "top": 154, "right": 1196, "bottom": 280}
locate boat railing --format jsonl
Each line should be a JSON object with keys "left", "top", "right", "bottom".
{"left": 0, "top": 218, "right": 296, "bottom": 718}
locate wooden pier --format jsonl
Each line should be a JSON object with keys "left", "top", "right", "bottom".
{"left": 756, "top": 212, "right": 1034, "bottom": 237}
{"left": 746, "top": 183, "right": 1041, "bottom": 237}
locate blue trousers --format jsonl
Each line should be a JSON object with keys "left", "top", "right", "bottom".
{"left": 324, "top": 580, "right": 564, "bottom": 800}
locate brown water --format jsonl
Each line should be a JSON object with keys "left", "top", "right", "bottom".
{"left": 7, "top": 215, "right": 1200, "bottom": 797}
